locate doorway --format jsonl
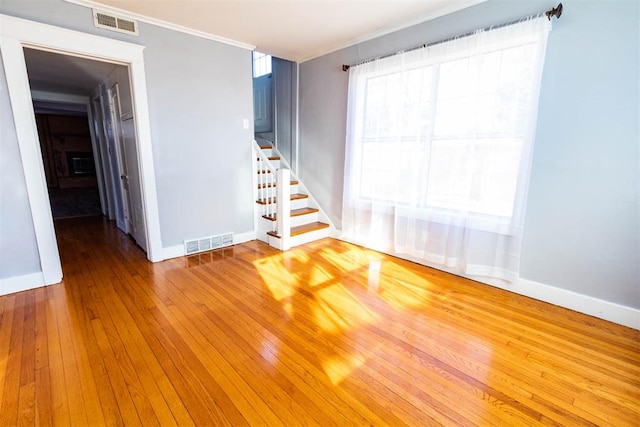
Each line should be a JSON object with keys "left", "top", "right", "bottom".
{"left": 1, "top": 14, "right": 163, "bottom": 288}
{"left": 24, "top": 47, "right": 147, "bottom": 254}
{"left": 252, "top": 52, "right": 298, "bottom": 171}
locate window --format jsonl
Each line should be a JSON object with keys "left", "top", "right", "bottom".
{"left": 252, "top": 51, "right": 272, "bottom": 78}
{"left": 349, "top": 23, "right": 545, "bottom": 221}
{"left": 342, "top": 17, "right": 551, "bottom": 281}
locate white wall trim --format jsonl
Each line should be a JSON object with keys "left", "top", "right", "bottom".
{"left": 500, "top": 278, "right": 640, "bottom": 331}
{"left": 0, "top": 36, "right": 63, "bottom": 286}
{"left": 162, "top": 231, "right": 257, "bottom": 261}
{"left": 0, "top": 272, "right": 46, "bottom": 296}
{"left": 64, "top": 0, "right": 255, "bottom": 52}
{"left": 235, "top": 231, "right": 257, "bottom": 245}
{"left": 335, "top": 235, "right": 639, "bottom": 330}
{"left": 0, "top": 14, "right": 164, "bottom": 287}
{"left": 162, "top": 244, "right": 185, "bottom": 261}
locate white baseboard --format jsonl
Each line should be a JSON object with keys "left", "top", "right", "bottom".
{"left": 0, "top": 271, "right": 45, "bottom": 296}
{"left": 161, "top": 231, "right": 257, "bottom": 261}
{"left": 334, "top": 235, "right": 639, "bottom": 330}
{"left": 162, "top": 244, "right": 186, "bottom": 261}
{"left": 234, "top": 231, "right": 256, "bottom": 245}
{"left": 501, "top": 278, "right": 640, "bottom": 330}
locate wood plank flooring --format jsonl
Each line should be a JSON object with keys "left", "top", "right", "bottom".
{"left": 1, "top": 215, "right": 639, "bottom": 426}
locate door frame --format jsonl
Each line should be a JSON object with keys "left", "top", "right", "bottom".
{"left": 0, "top": 14, "right": 164, "bottom": 287}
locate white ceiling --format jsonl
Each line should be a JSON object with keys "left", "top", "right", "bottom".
{"left": 73, "top": 0, "right": 486, "bottom": 62}
{"left": 24, "top": 48, "right": 122, "bottom": 96}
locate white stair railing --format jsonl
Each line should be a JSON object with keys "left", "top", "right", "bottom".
{"left": 253, "top": 140, "right": 291, "bottom": 246}
{"left": 276, "top": 168, "right": 291, "bottom": 250}
{"left": 254, "top": 140, "right": 277, "bottom": 220}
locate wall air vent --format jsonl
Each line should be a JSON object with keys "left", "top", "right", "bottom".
{"left": 93, "top": 10, "right": 139, "bottom": 35}
{"left": 184, "top": 233, "right": 234, "bottom": 255}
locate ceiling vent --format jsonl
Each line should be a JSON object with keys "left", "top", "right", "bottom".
{"left": 93, "top": 10, "right": 139, "bottom": 36}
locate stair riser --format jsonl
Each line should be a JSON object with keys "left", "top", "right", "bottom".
{"left": 256, "top": 196, "right": 308, "bottom": 207}
{"left": 257, "top": 185, "right": 299, "bottom": 198}
{"left": 257, "top": 160, "right": 281, "bottom": 169}
{"left": 289, "top": 227, "right": 330, "bottom": 248}
{"left": 290, "top": 198, "right": 308, "bottom": 210}
{"left": 291, "top": 212, "right": 318, "bottom": 227}
{"left": 258, "top": 217, "right": 277, "bottom": 232}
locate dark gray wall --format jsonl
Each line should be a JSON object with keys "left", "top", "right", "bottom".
{"left": 0, "top": 0, "right": 255, "bottom": 279}
{"left": 298, "top": 0, "right": 640, "bottom": 308}
{"left": 0, "top": 54, "right": 42, "bottom": 278}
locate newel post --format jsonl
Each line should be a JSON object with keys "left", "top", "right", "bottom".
{"left": 276, "top": 168, "right": 291, "bottom": 250}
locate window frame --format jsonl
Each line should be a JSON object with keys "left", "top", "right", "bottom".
{"left": 348, "top": 36, "right": 542, "bottom": 230}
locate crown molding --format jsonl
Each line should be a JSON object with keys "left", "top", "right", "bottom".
{"left": 64, "top": 0, "right": 256, "bottom": 51}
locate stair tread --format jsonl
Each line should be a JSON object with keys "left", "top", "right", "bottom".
{"left": 256, "top": 156, "right": 281, "bottom": 161}
{"left": 259, "top": 145, "right": 272, "bottom": 150}
{"left": 256, "top": 193, "right": 308, "bottom": 205}
{"left": 262, "top": 207, "right": 319, "bottom": 221}
{"left": 267, "top": 222, "right": 330, "bottom": 239}
{"left": 257, "top": 180, "right": 299, "bottom": 189}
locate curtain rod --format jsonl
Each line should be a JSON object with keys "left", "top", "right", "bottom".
{"left": 342, "top": 3, "right": 563, "bottom": 72}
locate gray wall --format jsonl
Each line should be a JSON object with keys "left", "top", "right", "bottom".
{"left": 0, "top": 0, "right": 255, "bottom": 280}
{"left": 299, "top": 0, "right": 640, "bottom": 308}
{"left": 0, "top": 54, "right": 42, "bottom": 278}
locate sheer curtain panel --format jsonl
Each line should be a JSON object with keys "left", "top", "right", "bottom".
{"left": 342, "top": 16, "right": 551, "bottom": 283}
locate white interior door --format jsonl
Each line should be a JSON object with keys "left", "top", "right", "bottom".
{"left": 91, "top": 95, "right": 116, "bottom": 220}
{"left": 109, "top": 83, "right": 147, "bottom": 252}
{"left": 120, "top": 114, "right": 147, "bottom": 251}
{"left": 109, "top": 84, "right": 133, "bottom": 235}
{"left": 253, "top": 73, "right": 273, "bottom": 133}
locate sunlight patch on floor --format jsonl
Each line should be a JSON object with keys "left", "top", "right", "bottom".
{"left": 320, "top": 247, "right": 382, "bottom": 273}
{"left": 310, "top": 282, "right": 378, "bottom": 334}
{"left": 323, "top": 353, "right": 367, "bottom": 385}
{"left": 307, "top": 264, "right": 334, "bottom": 287}
{"left": 376, "top": 261, "right": 436, "bottom": 309}
{"left": 253, "top": 253, "right": 302, "bottom": 301}
{"left": 252, "top": 243, "right": 441, "bottom": 385}
{"left": 322, "top": 342, "right": 383, "bottom": 386}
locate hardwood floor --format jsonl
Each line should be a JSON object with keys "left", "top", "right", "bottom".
{"left": 1, "top": 216, "right": 639, "bottom": 426}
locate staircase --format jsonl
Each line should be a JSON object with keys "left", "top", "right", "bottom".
{"left": 253, "top": 140, "right": 332, "bottom": 250}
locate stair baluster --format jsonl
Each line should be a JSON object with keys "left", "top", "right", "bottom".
{"left": 254, "top": 139, "right": 331, "bottom": 250}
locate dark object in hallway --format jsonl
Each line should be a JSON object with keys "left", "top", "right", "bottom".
{"left": 49, "top": 187, "right": 102, "bottom": 218}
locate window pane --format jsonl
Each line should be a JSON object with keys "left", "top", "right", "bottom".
{"left": 434, "top": 57, "right": 476, "bottom": 136}
{"left": 360, "top": 140, "right": 428, "bottom": 203}
{"left": 253, "top": 51, "right": 272, "bottom": 78}
{"left": 363, "top": 66, "right": 432, "bottom": 139}
{"left": 434, "top": 43, "right": 537, "bottom": 137}
{"left": 426, "top": 138, "right": 522, "bottom": 216}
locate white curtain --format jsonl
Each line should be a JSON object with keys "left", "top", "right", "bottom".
{"left": 342, "top": 16, "right": 551, "bottom": 283}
